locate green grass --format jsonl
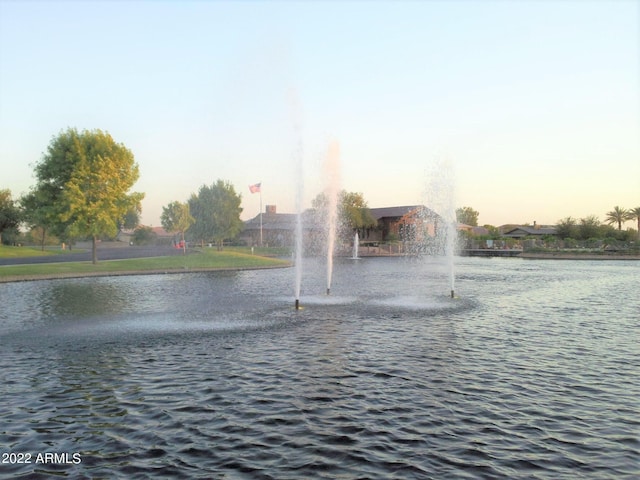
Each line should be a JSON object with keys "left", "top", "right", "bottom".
{"left": 0, "top": 249, "right": 290, "bottom": 280}
{"left": 226, "top": 246, "right": 292, "bottom": 257}
{"left": 0, "top": 245, "right": 83, "bottom": 258}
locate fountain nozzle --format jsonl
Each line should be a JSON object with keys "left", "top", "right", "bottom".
{"left": 326, "top": 288, "right": 330, "bottom": 295}
{"left": 295, "top": 299, "right": 300, "bottom": 310}
{"left": 451, "top": 290, "right": 455, "bottom": 299}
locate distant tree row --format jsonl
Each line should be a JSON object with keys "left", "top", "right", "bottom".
{"left": 161, "top": 180, "right": 243, "bottom": 251}
{"left": 3, "top": 130, "right": 637, "bottom": 254}
{"left": 553, "top": 206, "right": 639, "bottom": 242}
{"left": 159, "top": 186, "right": 379, "bottom": 252}
{"left": 1, "top": 128, "right": 143, "bottom": 262}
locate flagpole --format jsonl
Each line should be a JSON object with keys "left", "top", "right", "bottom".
{"left": 259, "top": 183, "right": 263, "bottom": 247}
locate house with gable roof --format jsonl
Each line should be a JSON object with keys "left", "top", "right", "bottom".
{"left": 502, "top": 223, "right": 557, "bottom": 239}
{"left": 240, "top": 204, "right": 445, "bottom": 250}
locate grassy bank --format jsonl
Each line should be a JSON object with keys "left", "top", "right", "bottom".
{"left": 0, "top": 249, "right": 290, "bottom": 282}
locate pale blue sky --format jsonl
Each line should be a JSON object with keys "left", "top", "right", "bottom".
{"left": 1, "top": 0, "right": 638, "bottom": 227}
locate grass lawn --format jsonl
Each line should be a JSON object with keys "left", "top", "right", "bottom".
{"left": 0, "top": 249, "right": 290, "bottom": 281}
{"left": 226, "top": 246, "right": 292, "bottom": 257}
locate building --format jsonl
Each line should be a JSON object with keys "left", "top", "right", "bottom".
{"left": 502, "top": 223, "right": 557, "bottom": 239}
{"left": 116, "top": 225, "right": 174, "bottom": 245}
{"left": 240, "top": 205, "right": 301, "bottom": 247}
{"left": 240, "top": 204, "right": 444, "bottom": 249}
{"left": 365, "top": 205, "right": 441, "bottom": 243}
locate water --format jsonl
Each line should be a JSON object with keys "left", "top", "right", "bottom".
{"left": 289, "top": 90, "right": 304, "bottom": 308}
{"left": 425, "top": 158, "right": 457, "bottom": 296}
{"left": 1, "top": 258, "right": 639, "bottom": 479}
{"left": 323, "top": 139, "right": 341, "bottom": 295}
{"left": 352, "top": 231, "right": 360, "bottom": 259}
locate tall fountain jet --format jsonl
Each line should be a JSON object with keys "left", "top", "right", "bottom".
{"left": 352, "top": 231, "right": 360, "bottom": 259}
{"left": 426, "top": 158, "right": 457, "bottom": 299}
{"left": 290, "top": 90, "right": 304, "bottom": 310}
{"left": 324, "top": 140, "right": 341, "bottom": 296}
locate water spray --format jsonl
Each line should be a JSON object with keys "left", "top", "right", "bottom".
{"left": 324, "top": 140, "right": 341, "bottom": 299}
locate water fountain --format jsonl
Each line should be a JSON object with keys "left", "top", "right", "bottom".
{"left": 323, "top": 140, "right": 341, "bottom": 296}
{"left": 290, "top": 126, "right": 456, "bottom": 306}
{"left": 424, "top": 158, "right": 457, "bottom": 299}
{"left": 352, "top": 231, "right": 360, "bottom": 259}
{"left": 289, "top": 90, "right": 304, "bottom": 310}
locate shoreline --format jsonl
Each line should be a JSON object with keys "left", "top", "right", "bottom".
{"left": 0, "top": 264, "right": 290, "bottom": 284}
{"left": 2, "top": 252, "right": 638, "bottom": 284}
{"left": 519, "top": 252, "right": 640, "bottom": 260}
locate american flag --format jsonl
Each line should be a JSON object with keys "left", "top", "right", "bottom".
{"left": 249, "top": 183, "right": 261, "bottom": 194}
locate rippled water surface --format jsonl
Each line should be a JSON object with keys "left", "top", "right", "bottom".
{"left": 1, "top": 257, "right": 638, "bottom": 479}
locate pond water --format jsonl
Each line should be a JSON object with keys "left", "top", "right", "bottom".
{"left": 0, "top": 257, "right": 638, "bottom": 479}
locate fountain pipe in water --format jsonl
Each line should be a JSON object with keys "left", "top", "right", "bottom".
{"left": 451, "top": 290, "right": 455, "bottom": 299}
{"left": 295, "top": 299, "right": 300, "bottom": 310}
{"left": 326, "top": 288, "right": 330, "bottom": 295}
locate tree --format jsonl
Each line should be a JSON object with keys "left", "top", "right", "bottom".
{"left": 188, "top": 180, "right": 243, "bottom": 250}
{"left": 0, "top": 189, "right": 21, "bottom": 245}
{"left": 339, "top": 191, "right": 377, "bottom": 236}
{"left": 578, "top": 215, "right": 601, "bottom": 240}
{"left": 555, "top": 216, "right": 578, "bottom": 240}
{"left": 161, "top": 201, "right": 194, "bottom": 253}
{"left": 627, "top": 207, "right": 640, "bottom": 240}
{"left": 20, "top": 189, "right": 57, "bottom": 250}
{"left": 312, "top": 190, "right": 377, "bottom": 245}
{"left": 605, "top": 206, "right": 629, "bottom": 230}
{"left": 21, "top": 131, "right": 81, "bottom": 248}
{"left": 31, "top": 128, "right": 144, "bottom": 263}
{"left": 121, "top": 205, "right": 141, "bottom": 231}
{"left": 456, "top": 206, "right": 479, "bottom": 227}
{"left": 132, "top": 226, "right": 157, "bottom": 245}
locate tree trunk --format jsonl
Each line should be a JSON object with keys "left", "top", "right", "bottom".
{"left": 41, "top": 229, "right": 46, "bottom": 251}
{"left": 181, "top": 231, "right": 186, "bottom": 254}
{"left": 92, "top": 236, "right": 98, "bottom": 264}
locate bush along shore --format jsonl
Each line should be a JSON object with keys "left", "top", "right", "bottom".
{"left": 519, "top": 250, "right": 640, "bottom": 260}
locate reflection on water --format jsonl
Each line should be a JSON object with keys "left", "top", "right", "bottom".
{"left": 0, "top": 258, "right": 638, "bottom": 479}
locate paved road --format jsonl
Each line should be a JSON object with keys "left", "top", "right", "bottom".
{"left": 0, "top": 245, "right": 189, "bottom": 266}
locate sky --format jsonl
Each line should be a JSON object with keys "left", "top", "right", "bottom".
{"left": 1, "top": 0, "right": 638, "bottom": 228}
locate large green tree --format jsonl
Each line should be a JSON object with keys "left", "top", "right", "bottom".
{"left": 339, "top": 191, "right": 377, "bottom": 237}
{"left": 161, "top": 201, "right": 194, "bottom": 253}
{"left": 605, "top": 206, "right": 629, "bottom": 230}
{"left": 31, "top": 128, "right": 144, "bottom": 263}
{"left": 20, "top": 189, "right": 53, "bottom": 250}
{"left": 188, "top": 180, "right": 243, "bottom": 250}
{"left": 312, "top": 190, "right": 377, "bottom": 242}
{"left": 456, "top": 206, "right": 479, "bottom": 227}
{"left": 0, "top": 189, "right": 21, "bottom": 245}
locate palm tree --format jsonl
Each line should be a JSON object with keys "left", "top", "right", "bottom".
{"left": 626, "top": 206, "right": 640, "bottom": 239}
{"left": 605, "top": 206, "right": 629, "bottom": 230}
